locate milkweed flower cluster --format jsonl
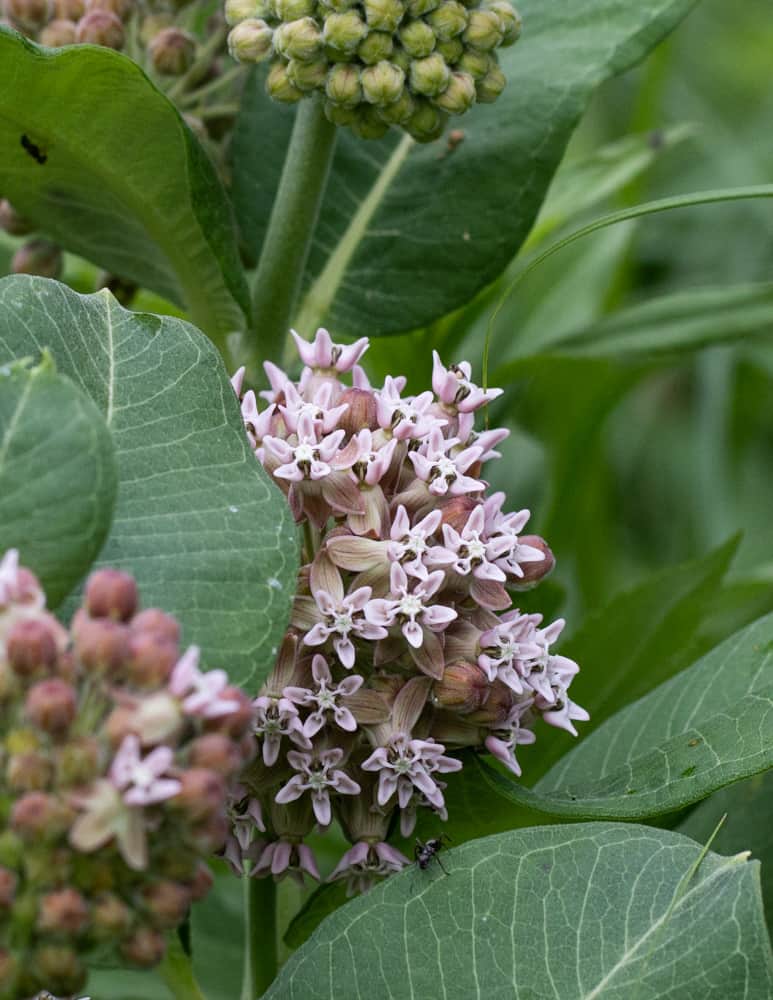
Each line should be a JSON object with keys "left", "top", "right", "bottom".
{"left": 0, "top": 554, "right": 254, "bottom": 1000}
{"left": 230, "top": 330, "right": 588, "bottom": 896}
{"left": 224, "top": 0, "right": 521, "bottom": 142}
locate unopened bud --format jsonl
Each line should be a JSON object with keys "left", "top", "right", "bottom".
{"left": 76, "top": 8, "right": 125, "bottom": 47}
{"left": 456, "top": 47, "right": 491, "bottom": 79}
{"left": 25, "top": 678, "right": 77, "bottom": 736}
{"left": 324, "top": 100, "right": 358, "bottom": 126}
{"left": 266, "top": 59, "right": 304, "bottom": 102}
{"left": 0, "top": 868, "right": 18, "bottom": 908}
{"left": 357, "top": 28, "right": 393, "bottom": 64}
{"left": 53, "top": 0, "right": 83, "bottom": 16}
{"left": 405, "top": 100, "right": 446, "bottom": 141}
{"left": 360, "top": 59, "right": 404, "bottom": 106}
{"left": 274, "top": 0, "right": 314, "bottom": 17}
{"left": 121, "top": 926, "right": 167, "bottom": 967}
{"left": 287, "top": 55, "right": 329, "bottom": 90}
{"left": 363, "top": 0, "right": 404, "bottom": 31}
{"left": 426, "top": 0, "right": 467, "bottom": 39}
{"left": 138, "top": 10, "right": 172, "bottom": 43}
{"left": 126, "top": 631, "right": 177, "bottom": 687}
{"left": 432, "top": 69, "right": 475, "bottom": 114}
{"left": 6, "top": 617, "right": 59, "bottom": 678}
{"left": 11, "top": 239, "right": 63, "bottom": 279}
{"left": 0, "top": 198, "right": 34, "bottom": 235}
{"left": 406, "top": 0, "right": 436, "bottom": 13}
{"left": 352, "top": 104, "right": 391, "bottom": 138}
{"left": 172, "top": 767, "right": 226, "bottom": 822}
{"left": 467, "top": 678, "right": 514, "bottom": 724}
{"left": 4, "top": 0, "right": 51, "bottom": 30}
{"left": 73, "top": 617, "right": 130, "bottom": 674}
{"left": 435, "top": 36, "right": 463, "bottom": 61}
{"left": 130, "top": 607, "right": 181, "bottom": 644}
{"left": 433, "top": 659, "right": 489, "bottom": 713}
{"left": 40, "top": 16, "right": 78, "bottom": 44}
{"left": 462, "top": 7, "right": 502, "bottom": 49}
{"left": 390, "top": 45, "right": 411, "bottom": 72}
{"left": 224, "top": 0, "right": 271, "bottom": 24}
{"left": 228, "top": 17, "right": 273, "bottom": 61}
{"left": 85, "top": 567, "right": 138, "bottom": 621}
{"left": 323, "top": 9, "right": 366, "bottom": 53}
{"left": 86, "top": 0, "right": 133, "bottom": 21}
{"left": 485, "top": 0, "right": 520, "bottom": 44}
{"left": 273, "top": 16, "right": 322, "bottom": 59}
{"left": 511, "top": 535, "right": 555, "bottom": 588}
{"left": 38, "top": 887, "right": 90, "bottom": 935}
{"left": 188, "top": 732, "right": 243, "bottom": 776}
{"left": 325, "top": 62, "right": 362, "bottom": 107}
{"left": 409, "top": 51, "right": 449, "bottom": 96}
{"left": 378, "top": 87, "right": 415, "bottom": 123}
{"left": 92, "top": 891, "right": 131, "bottom": 937}
{"left": 54, "top": 737, "right": 100, "bottom": 786}
{"left": 149, "top": 26, "right": 196, "bottom": 74}
{"left": 142, "top": 880, "right": 191, "bottom": 929}
{"left": 35, "top": 944, "right": 87, "bottom": 995}
{"left": 337, "top": 386, "right": 379, "bottom": 435}
{"left": 398, "top": 18, "right": 434, "bottom": 57}
{"left": 6, "top": 750, "right": 53, "bottom": 791}
{"left": 11, "top": 792, "right": 71, "bottom": 841}
{"left": 103, "top": 705, "right": 138, "bottom": 746}
{"left": 475, "top": 60, "right": 505, "bottom": 102}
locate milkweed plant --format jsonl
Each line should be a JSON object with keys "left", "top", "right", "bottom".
{"left": 0, "top": 0, "right": 771, "bottom": 996}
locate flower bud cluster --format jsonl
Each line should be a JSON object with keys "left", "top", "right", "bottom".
{"left": 224, "top": 0, "right": 521, "bottom": 141}
{"left": 229, "top": 330, "right": 587, "bottom": 896}
{"left": 0, "top": 555, "right": 254, "bottom": 999}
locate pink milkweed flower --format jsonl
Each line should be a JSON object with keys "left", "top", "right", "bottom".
{"left": 456, "top": 412, "right": 510, "bottom": 462}
{"left": 515, "top": 617, "right": 577, "bottom": 703}
{"left": 399, "top": 786, "right": 448, "bottom": 837}
{"left": 253, "top": 694, "right": 311, "bottom": 765}
{"left": 264, "top": 412, "right": 346, "bottom": 483}
{"left": 375, "top": 379, "right": 447, "bottom": 441}
{"left": 485, "top": 705, "right": 537, "bottom": 776}
{"left": 388, "top": 506, "right": 455, "bottom": 580}
{"left": 279, "top": 381, "right": 350, "bottom": 435}
{"left": 431, "top": 351, "right": 504, "bottom": 413}
{"left": 440, "top": 505, "right": 512, "bottom": 582}
{"left": 239, "top": 390, "right": 277, "bottom": 461}
{"left": 255, "top": 839, "right": 320, "bottom": 884}
{"left": 408, "top": 427, "right": 485, "bottom": 497}
{"left": 478, "top": 611, "right": 544, "bottom": 693}
{"left": 260, "top": 360, "right": 293, "bottom": 404}
{"left": 109, "top": 734, "right": 181, "bottom": 806}
{"left": 283, "top": 654, "right": 363, "bottom": 738}
{"left": 483, "top": 494, "right": 547, "bottom": 580}
{"left": 361, "top": 735, "right": 461, "bottom": 811}
{"left": 69, "top": 779, "right": 148, "bottom": 871}
{"left": 328, "top": 840, "right": 410, "bottom": 896}
{"left": 348, "top": 430, "right": 397, "bottom": 486}
{"left": 0, "top": 548, "right": 44, "bottom": 611}
{"left": 275, "top": 748, "right": 360, "bottom": 826}
{"left": 291, "top": 328, "right": 369, "bottom": 374}
{"left": 230, "top": 366, "right": 246, "bottom": 398}
{"left": 365, "top": 562, "right": 456, "bottom": 649}
{"left": 169, "top": 646, "right": 242, "bottom": 719}
{"left": 303, "top": 570, "right": 387, "bottom": 668}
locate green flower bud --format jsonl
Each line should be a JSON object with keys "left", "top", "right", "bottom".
{"left": 404, "top": 98, "right": 446, "bottom": 141}
{"left": 323, "top": 9, "right": 367, "bottom": 54}
{"left": 357, "top": 28, "right": 393, "bottom": 64}
{"left": 456, "top": 46, "right": 491, "bottom": 79}
{"left": 360, "top": 59, "right": 405, "bottom": 106}
{"left": 435, "top": 36, "right": 462, "bottom": 61}
{"left": 363, "top": 0, "right": 404, "bottom": 32}
{"left": 324, "top": 99, "right": 359, "bottom": 126}
{"left": 325, "top": 62, "right": 363, "bottom": 107}
{"left": 461, "top": 8, "right": 502, "bottom": 50}
{"left": 409, "top": 51, "right": 449, "bottom": 96}
{"left": 287, "top": 54, "right": 329, "bottom": 89}
{"left": 405, "top": 0, "right": 436, "bottom": 16}
{"left": 485, "top": 0, "right": 521, "bottom": 45}
{"left": 149, "top": 26, "right": 196, "bottom": 75}
{"left": 426, "top": 0, "right": 467, "bottom": 40}
{"left": 377, "top": 87, "right": 414, "bottom": 123}
{"left": 39, "top": 17, "right": 78, "bottom": 45}
{"left": 224, "top": 0, "right": 272, "bottom": 25}
{"left": 274, "top": 0, "right": 315, "bottom": 18}
{"left": 432, "top": 68, "right": 475, "bottom": 113}
{"left": 227, "top": 18, "right": 274, "bottom": 62}
{"left": 475, "top": 60, "right": 505, "bottom": 102}
{"left": 273, "top": 16, "right": 322, "bottom": 60}
{"left": 351, "top": 104, "right": 390, "bottom": 139}
{"left": 266, "top": 58, "right": 304, "bottom": 101}
{"left": 320, "top": 0, "right": 356, "bottom": 11}
{"left": 397, "top": 18, "right": 434, "bottom": 57}
{"left": 390, "top": 45, "right": 411, "bottom": 72}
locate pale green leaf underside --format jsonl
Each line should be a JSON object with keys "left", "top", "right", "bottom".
{"left": 266, "top": 824, "right": 773, "bottom": 1000}
{"left": 0, "top": 28, "right": 249, "bottom": 344}
{"left": 0, "top": 358, "right": 116, "bottom": 607}
{"left": 0, "top": 276, "right": 297, "bottom": 687}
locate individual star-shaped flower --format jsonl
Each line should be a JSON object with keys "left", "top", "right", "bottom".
{"left": 274, "top": 748, "right": 360, "bottom": 826}
{"left": 283, "top": 654, "right": 363, "bottom": 737}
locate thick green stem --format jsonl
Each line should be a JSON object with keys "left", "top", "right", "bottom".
{"left": 248, "top": 96, "right": 337, "bottom": 368}
{"left": 241, "top": 874, "right": 278, "bottom": 1000}
{"left": 159, "top": 933, "right": 208, "bottom": 1000}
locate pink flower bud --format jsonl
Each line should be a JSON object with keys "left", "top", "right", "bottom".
{"left": 437, "top": 495, "right": 481, "bottom": 533}
{"left": 74, "top": 617, "right": 130, "bottom": 674}
{"left": 6, "top": 617, "right": 59, "bottom": 678}
{"left": 76, "top": 7, "right": 125, "bottom": 47}
{"left": 85, "top": 568, "right": 138, "bottom": 621}
{"left": 6, "top": 750, "right": 53, "bottom": 791}
{"left": 53, "top": 0, "right": 83, "bottom": 17}
{"left": 0, "top": 198, "right": 33, "bottom": 236}
{"left": 141, "top": 880, "right": 192, "bottom": 929}
{"left": 4, "top": 0, "right": 51, "bottom": 30}
{"left": 92, "top": 892, "right": 132, "bottom": 938}
{"left": 336, "top": 387, "right": 379, "bottom": 438}
{"left": 172, "top": 768, "right": 226, "bottom": 822}
{"left": 10, "top": 792, "right": 72, "bottom": 841}
{"left": 509, "top": 535, "right": 555, "bottom": 589}
{"left": 25, "top": 678, "right": 77, "bottom": 736}
{"left": 466, "top": 678, "right": 514, "bottom": 724}
{"left": 130, "top": 607, "right": 181, "bottom": 644}
{"left": 37, "top": 887, "right": 90, "bottom": 935}
{"left": 86, "top": 0, "right": 132, "bottom": 18}
{"left": 432, "top": 660, "right": 490, "bottom": 713}
{"left": 0, "top": 866, "right": 18, "bottom": 908}
{"left": 149, "top": 26, "right": 196, "bottom": 75}
{"left": 120, "top": 926, "right": 166, "bottom": 968}
{"left": 187, "top": 732, "right": 242, "bottom": 776}
{"left": 104, "top": 704, "right": 137, "bottom": 745}
{"left": 11, "top": 239, "right": 63, "bottom": 279}
{"left": 40, "top": 16, "right": 78, "bottom": 43}
{"left": 126, "top": 631, "right": 178, "bottom": 688}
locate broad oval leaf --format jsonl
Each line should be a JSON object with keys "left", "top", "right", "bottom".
{"left": 478, "top": 613, "right": 773, "bottom": 821}
{"left": 232, "top": 0, "right": 699, "bottom": 336}
{"left": 0, "top": 276, "right": 297, "bottom": 687}
{"left": 0, "top": 354, "right": 116, "bottom": 606}
{"left": 0, "top": 28, "right": 249, "bottom": 346}
{"left": 266, "top": 823, "right": 773, "bottom": 999}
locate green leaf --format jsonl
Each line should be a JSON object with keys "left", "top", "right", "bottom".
{"left": 0, "top": 28, "right": 249, "bottom": 345}
{"left": 478, "top": 612, "right": 773, "bottom": 821}
{"left": 678, "top": 770, "right": 773, "bottom": 928}
{"left": 0, "top": 276, "right": 298, "bottom": 687}
{"left": 265, "top": 823, "right": 773, "bottom": 999}
{"left": 232, "top": 0, "right": 700, "bottom": 337}
{"left": 0, "top": 354, "right": 116, "bottom": 607}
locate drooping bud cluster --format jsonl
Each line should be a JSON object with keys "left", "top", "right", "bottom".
{"left": 0, "top": 554, "right": 254, "bottom": 1000}
{"left": 224, "top": 0, "right": 521, "bottom": 141}
{"left": 229, "top": 331, "right": 587, "bottom": 896}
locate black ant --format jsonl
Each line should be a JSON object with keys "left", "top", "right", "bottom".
{"left": 414, "top": 833, "right": 451, "bottom": 876}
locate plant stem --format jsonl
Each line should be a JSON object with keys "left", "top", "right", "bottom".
{"left": 241, "top": 874, "right": 278, "bottom": 1000}
{"left": 181, "top": 64, "right": 245, "bottom": 108}
{"left": 248, "top": 96, "right": 337, "bottom": 368}
{"left": 159, "top": 933, "right": 208, "bottom": 1000}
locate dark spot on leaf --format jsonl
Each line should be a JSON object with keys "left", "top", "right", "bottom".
{"left": 21, "top": 134, "right": 47, "bottom": 164}
{"left": 626, "top": 789, "right": 637, "bottom": 795}
{"left": 681, "top": 766, "right": 697, "bottom": 778}
{"left": 648, "top": 129, "right": 665, "bottom": 150}
{"left": 688, "top": 738, "right": 701, "bottom": 747}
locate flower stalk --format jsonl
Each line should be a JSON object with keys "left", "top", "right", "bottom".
{"left": 241, "top": 872, "right": 278, "bottom": 1000}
